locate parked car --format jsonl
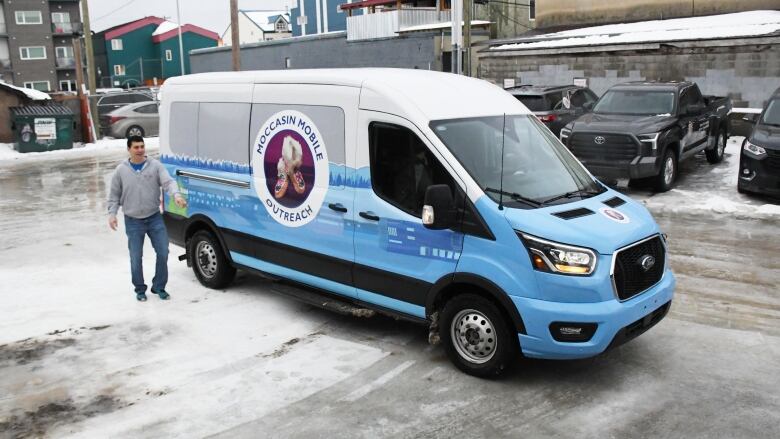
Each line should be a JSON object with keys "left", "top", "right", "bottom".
{"left": 506, "top": 85, "right": 598, "bottom": 136}
{"left": 96, "top": 90, "right": 155, "bottom": 116}
{"left": 738, "top": 87, "right": 780, "bottom": 198}
{"left": 159, "top": 70, "right": 674, "bottom": 377}
{"left": 560, "top": 81, "right": 732, "bottom": 191}
{"left": 100, "top": 101, "right": 159, "bottom": 138}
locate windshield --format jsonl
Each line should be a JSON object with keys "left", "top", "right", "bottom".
{"left": 594, "top": 90, "right": 675, "bottom": 115}
{"left": 430, "top": 115, "right": 603, "bottom": 207}
{"left": 760, "top": 99, "right": 780, "bottom": 126}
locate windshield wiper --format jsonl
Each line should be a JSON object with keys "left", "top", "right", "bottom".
{"left": 484, "top": 187, "right": 541, "bottom": 207}
{"left": 540, "top": 189, "right": 602, "bottom": 205}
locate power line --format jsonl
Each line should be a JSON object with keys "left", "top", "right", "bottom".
{"left": 93, "top": 0, "right": 140, "bottom": 23}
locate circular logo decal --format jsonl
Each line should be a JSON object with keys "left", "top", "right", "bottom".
{"left": 594, "top": 136, "right": 606, "bottom": 145}
{"left": 600, "top": 207, "right": 630, "bottom": 224}
{"left": 252, "top": 110, "right": 329, "bottom": 227}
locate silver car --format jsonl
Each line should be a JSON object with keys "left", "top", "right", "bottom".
{"left": 100, "top": 101, "right": 159, "bottom": 138}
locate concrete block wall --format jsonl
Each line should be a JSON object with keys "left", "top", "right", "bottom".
{"left": 478, "top": 41, "right": 780, "bottom": 108}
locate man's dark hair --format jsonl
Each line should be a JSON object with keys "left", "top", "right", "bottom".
{"left": 127, "top": 135, "right": 145, "bottom": 148}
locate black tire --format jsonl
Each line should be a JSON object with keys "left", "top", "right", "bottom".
{"left": 126, "top": 125, "right": 145, "bottom": 138}
{"left": 654, "top": 148, "right": 678, "bottom": 192}
{"left": 440, "top": 294, "right": 517, "bottom": 378}
{"left": 705, "top": 129, "right": 727, "bottom": 164}
{"left": 187, "top": 230, "right": 236, "bottom": 289}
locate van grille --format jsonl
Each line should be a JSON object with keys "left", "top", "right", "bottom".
{"left": 570, "top": 133, "right": 638, "bottom": 163}
{"left": 613, "top": 236, "right": 665, "bottom": 301}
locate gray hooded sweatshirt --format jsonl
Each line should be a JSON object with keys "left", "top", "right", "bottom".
{"left": 108, "top": 157, "right": 179, "bottom": 219}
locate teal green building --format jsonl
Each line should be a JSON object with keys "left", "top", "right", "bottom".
{"left": 95, "top": 17, "right": 219, "bottom": 87}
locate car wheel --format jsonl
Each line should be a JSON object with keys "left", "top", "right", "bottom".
{"left": 187, "top": 230, "right": 236, "bottom": 289}
{"left": 654, "top": 148, "right": 678, "bottom": 192}
{"left": 440, "top": 294, "right": 517, "bottom": 378}
{"left": 705, "top": 130, "right": 726, "bottom": 164}
{"left": 126, "top": 125, "right": 145, "bottom": 138}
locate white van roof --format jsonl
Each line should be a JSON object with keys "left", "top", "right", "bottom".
{"left": 163, "top": 68, "right": 530, "bottom": 121}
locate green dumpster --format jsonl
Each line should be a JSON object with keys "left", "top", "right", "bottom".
{"left": 11, "top": 104, "right": 75, "bottom": 153}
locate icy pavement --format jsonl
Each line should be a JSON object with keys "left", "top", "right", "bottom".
{"left": 1, "top": 136, "right": 779, "bottom": 438}
{"left": 616, "top": 136, "right": 780, "bottom": 220}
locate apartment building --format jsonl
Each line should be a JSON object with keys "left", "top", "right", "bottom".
{"left": 0, "top": 0, "right": 82, "bottom": 92}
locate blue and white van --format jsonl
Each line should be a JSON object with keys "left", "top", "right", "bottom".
{"left": 159, "top": 69, "right": 675, "bottom": 377}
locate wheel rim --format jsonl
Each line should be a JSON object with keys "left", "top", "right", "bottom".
{"left": 717, "top": 135, "right": 725, "bottom": 158}
{"left": 128, "top": 127, "right": 142, "bottom": 137}
{"left": 664, "top": 157, "right": 675, "bottom": 185}
{"left": 195, "top": 241, "right": 218, "bottom": 279}
{"left": 451, "top": 309, "right": 497, "bottom": 364}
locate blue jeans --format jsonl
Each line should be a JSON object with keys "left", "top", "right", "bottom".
{"left": 124, "top": 212, "right": 169, "bottom": 294}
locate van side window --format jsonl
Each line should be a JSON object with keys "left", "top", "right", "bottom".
{"left": 169, "top": 102, "right": 198, "bottom": 156}
{"left": 369, "top": 122, "right": 456, "bottom": 218}
{"left": 198, "top": 103, "right": 251, "bottom": 165}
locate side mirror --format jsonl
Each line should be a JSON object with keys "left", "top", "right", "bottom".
{"left": 422, "top": 184, "right": 455, "bottom": 230}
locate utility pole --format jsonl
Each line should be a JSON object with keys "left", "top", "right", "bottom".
{"left": 451, "top": 0, "right": 462, "bottom": 75}
{"left": 80, "top": 0, "right": 98, "bottom": 139}
{"left": 176, "top": 0, "right": 186, "bottom": 75}
{"left": 230, "top": 0, "right": 241, "bottom": 71}
{"left": 463, "top": 0, "right": 471, "bottom": 76}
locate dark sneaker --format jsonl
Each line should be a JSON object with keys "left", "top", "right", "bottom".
{"left": 136, "top": 293, "right": 148, "bottom": 302}
{"left": 151, "top": 289, "right": 170, "bottom": 300}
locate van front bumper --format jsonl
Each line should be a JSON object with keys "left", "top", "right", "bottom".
{"left": 512, "top": 269, "right": 675, "bottom": 359}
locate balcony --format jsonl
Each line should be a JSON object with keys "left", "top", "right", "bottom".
{"left": 51, "top": 22, "right": 83, "bottom": 35}
{"left": 347, "top": 8, "right": 451, "bottom": 41}
{"left": 56, "top": 57, "right": 76, "bottom": 69}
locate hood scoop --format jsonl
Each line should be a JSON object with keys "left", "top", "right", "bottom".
{"left": 552, "top": 207, "right": 595, "bottom": 220}
{"left": 603, "top": 196, "right": 626, "bottom": 207}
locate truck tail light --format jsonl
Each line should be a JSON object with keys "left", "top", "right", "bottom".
{"left": 537, "top": 114, "right": 557, "bottom": 123}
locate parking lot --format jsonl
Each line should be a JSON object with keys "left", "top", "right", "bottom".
{"left": 0, "top": 138, "right": 778, "bottom": 438}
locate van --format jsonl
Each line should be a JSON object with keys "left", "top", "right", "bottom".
{"left": 159, "top": 69, "right": 675, "bottom": 377}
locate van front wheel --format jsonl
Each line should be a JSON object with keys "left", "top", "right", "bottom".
{"left": 440, "top": 294, "right": 517, "bottom": 378}
{"left": 187, "top": 230, "right": 236, "bottom": 289}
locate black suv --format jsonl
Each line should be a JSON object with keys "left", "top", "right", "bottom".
{"left": 738, "top": 87, "right": 780, "bottom": 198}
{"left": 506, "top": 85, "right": 598, "bottom": 136}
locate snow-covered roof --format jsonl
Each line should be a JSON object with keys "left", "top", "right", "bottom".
{"left": 0, "top": 81, "right": 50, "bottom": 100}
{"left": 400, "top": 20, "right": 491, "bottom": 33}
{"left": 152, "top": 20, "right": 178, "bottom": 36}
{"left": 243, "top": 10, "right": 289, "bottom": 33}
{"left": 490, "top": 10, "right": 780, "bottom": 51}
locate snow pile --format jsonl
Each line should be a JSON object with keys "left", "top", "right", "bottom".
{"left": 492, "top": 10, "right": 780, "bottom": 51}
{"left": 152, "top": 20, "right": 178, "bottom": 36}
{"left": 636, "top": 136, "right": 780, "bottom": 221}
{"left": 0, "top": 137, "right": 160, "bottom": 163}
{"left": 0, "top": 80, "right": 50, "bottom": 100}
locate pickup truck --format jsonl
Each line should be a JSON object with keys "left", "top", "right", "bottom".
{"left": 560, "top": 81, "right": 732, "bottom": 191}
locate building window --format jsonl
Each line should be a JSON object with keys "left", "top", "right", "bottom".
{"left": 165, "top": 50, "right": 173, "bottom": 61}
{"left": 15, "top": 11, "right": 42, "bottom": 25}
{"left": 55, "top": 46, "right": 74, "bottom": 58}
{"left": 59, "top": 80, "right": 76, "bottom": 92}
{"left": 114, "top": 65, "right": 126, "bottom": 76}
{"left": 20, "top": 47, "right": 47, "bottom": 60}
{"left": 24, "top": 81, "right": 50, "bottom": 91}
{"left": 529, "top": 0, "right": 536, "bottom": 21}
{"left": 111, "top": 39, "right": 123, "bottom": 51}
{"left": 51, "top": 12, "right": 70, "bottom": 24}
{"left": 276, "top": 19, "right": 287, "bottom": 32}
{"left": 285, "top": 57, "right": 291, "bottom": 69}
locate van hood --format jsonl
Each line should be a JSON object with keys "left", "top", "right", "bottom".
{"left": 571, "top": 112, "right": 676, "bottom": 135}
{"left": 503, "top": 191, "right": 661, "bottom": 255}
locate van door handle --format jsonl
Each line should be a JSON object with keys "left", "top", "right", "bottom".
{"left": 328, "top": 203, "right": 347, "bottom": 213}
{"left": 359, "top": 211, "right": 380, "bottom": 221}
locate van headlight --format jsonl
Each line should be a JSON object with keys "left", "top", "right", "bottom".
{"left": 743, "top": 140, "right": 766, "bottom": 157}
{"left": 519, "top": 233, "right": 597, "bottom": 275}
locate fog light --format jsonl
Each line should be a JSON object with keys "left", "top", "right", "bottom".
{"left": 743, "top": 168, "right": 750, "bottom": 175}
{"left": 550, "top": 322, "right": 597, "bottom": 342}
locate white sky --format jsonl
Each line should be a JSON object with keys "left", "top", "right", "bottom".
{"left": 88, "top": 0, "right": 297, "bottom": 35}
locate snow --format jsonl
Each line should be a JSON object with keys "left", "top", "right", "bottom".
{"left": 0, "top": 137, "right": 159, "bottom": 163}
{"left": 491, "top": 10, "right": 780, "bottom": 51}
{"left": 400, "top": 20, "right": 491, "bottom": 33}
{"left": 732, "top": 107, "right": 763, "bottom": 114}
{"left": 626, "top": 136, "right": 780, "bottom": 221}
{"left": 152, "top": 20, "right": 178, "bottom": 36}
{"left": 0, "top": 80, "right": 50, "bottom": 100}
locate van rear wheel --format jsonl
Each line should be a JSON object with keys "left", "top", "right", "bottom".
{"left": 188, "top": 230, "right": 236, "bottom": 289}
{"left": 440, "top": 294, "right": 517, "bottom": 378}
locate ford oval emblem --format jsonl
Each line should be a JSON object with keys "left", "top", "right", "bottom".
{"left": 638, "top": 255, "right": 656, "bottom": 272}
{"left": 594, "top": 136, "right": 606, "bottom": 145}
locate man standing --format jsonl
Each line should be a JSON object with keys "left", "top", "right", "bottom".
{"left": 108, "top": 136, "right": 187, "bottom": 302}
